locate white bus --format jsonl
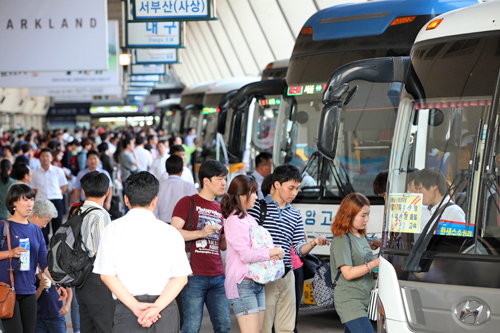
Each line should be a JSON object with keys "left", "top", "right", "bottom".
{"left": 317, "top": 1, "right": 500, "bottom": 331}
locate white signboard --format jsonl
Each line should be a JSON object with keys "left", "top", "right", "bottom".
{"left": 127, "top": 22, "right": 181, "bottom": 48}
{"left": 31, "top": 86, "right": 122, "bottom": 97}
{"left": 131, "top": 64, "right": 166, "bottom": 75}
{"left": 0, "top": 0, "right": 108, "bottom": 72}
{"left": 128, "top": 81, "right": 156, "bottom": 87}
{"left": 130, "top": 75, "right": 161, "bottom": 82}
{"left": 0, "top": 21, "right": 120, "bottom": 88}
{"left": 133, "top": 0, "right": 209, "bottom": 20}
{"left": 135, "top": 49, "right": 178, "bottom": 64}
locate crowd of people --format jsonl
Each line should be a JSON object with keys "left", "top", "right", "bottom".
{"left": 0, "top": 126, "right": 382, "bottom": 333}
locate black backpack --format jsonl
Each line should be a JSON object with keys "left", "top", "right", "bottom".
{"left": 47, "top": 207, "right": 100, "bottom": 288}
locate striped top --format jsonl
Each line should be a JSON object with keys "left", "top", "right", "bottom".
{"left": 247, "top": 195, "right": 306, "bottom": 269}
{"left": 81, "top": 201, "right": 111, "bottom": 257}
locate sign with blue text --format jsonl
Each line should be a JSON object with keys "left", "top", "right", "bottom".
{"left": 130, "top": 75, "right": 161, "bottom": 82}
{"left": 132, "top": 0, "right": 214, "bottom": 21}
{"left": 0, "top": 0, "right": 107, "bottom": 71}
{"left": 131, "top": 64, "right": 166, "bottom": 75}
{"left": 126, "top": 21, "right": 182, "bottom": 48}
{"left": 135, "top": 49, "right": 178, "bottom": 64}
{"left": 128, "top": 81, "right": 156, "bottom": 87}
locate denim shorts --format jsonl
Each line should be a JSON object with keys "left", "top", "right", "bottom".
{"left": 230, "top": 279, "right": 266, "bottom": 317}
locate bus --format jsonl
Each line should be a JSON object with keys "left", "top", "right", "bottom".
{"left": 316, "top": 1, "right": 500, "bottom": 331}
{"left": 223, "top": 59, "right": 289, "bottom": 173}
{"left": 272, "top": 0, "right": 478, "bottom": 257}
{"left": 178, "top": 80, "right": 216, "bottom": 137}
{"left": 156, "top": 97, "right": 181, "bottom": 135}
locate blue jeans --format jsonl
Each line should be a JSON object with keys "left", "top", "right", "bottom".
{"left": 70, "top": 287, "right": 80, "bottom": 331}
{"left": 344, "top": 316, "right": 375, "bottom": 333}
{"left": 35, "top": 315, "right": 66, "bottom": 333}
{"left": 181, "top": 274, "right": 231, "bottom": 333}
{"left": 230, "top": 279, "right": 266, "bottom": 317}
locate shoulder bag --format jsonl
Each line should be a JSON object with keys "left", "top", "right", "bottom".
{"left": 0, "top": 220, "right": 16, "bottom": 319}
{"left": 185, "top": 196, "right": 195, "bottom": 263}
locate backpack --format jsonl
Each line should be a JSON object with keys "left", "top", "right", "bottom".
{"left": 47, "top": 206, "right": 100, "bottom": 288}
{"left": 312, "top": 234, "right": 352, "bottom": 308}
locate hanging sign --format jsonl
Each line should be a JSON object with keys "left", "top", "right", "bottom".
{"left": 128, "top": 81, "right": 156, "bottom": 87}
{"left": 126, "top": 21, "right": 182, "bottom": 48}
{"left": 135, "top": 48, "right": 178, "bottom": 64}
{"left": 130, "top": 75, "right": 161, "bottom": 82}
{"left": 131, "top": 64, "right": 166, "bottom": 75}
{"left": 132, "top": 0, "right": 215, "bottom": 21}
{"left": 389, "top": 194, "right": 423, "bottom": 233}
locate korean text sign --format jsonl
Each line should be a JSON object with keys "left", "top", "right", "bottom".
{"left": 127, "top": 22, "right": 181, "bottom": 48}
{"left": 389, "top": 194, "right": 423, "bottom": 233}
{"left": 133, "top": 0, "right": 209, "bottom": 20}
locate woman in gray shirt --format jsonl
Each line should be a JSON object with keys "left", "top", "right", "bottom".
{"left": 330, "top": 193, "right": 379, "bottom": 333}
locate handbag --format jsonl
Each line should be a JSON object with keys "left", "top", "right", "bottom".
{"left": 302, "top": 253, "right": 321, "bottom": 280}
{"left": 367, "top": 277, "right": 379, "bottom": 320}
{"left": 0, "top": 220, "right": 16, "bottom": 319}
{"left": 245, "top": 219, "right": 285, "bottom": 284}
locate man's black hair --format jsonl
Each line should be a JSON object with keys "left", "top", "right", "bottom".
{"left": 40, "top": 148, "right": 53, "bottom": 156}
{"left": 170, "top": 144, "right": 185, "bottom": 155}
{"left": 86, "top": 150, "right": 100, "bottom": 160}
{"left": 121, "top": 138, "right": 131, "bottom": 149}
{"left": 373, "top": 170, "right": 389, "bottom": 196}
{"left": 406, "top": 168, "right": 419, "bottom": 185}
{"left": 98, "top": 142, "right": 108, "bottom": 153}
{"left": 124, "top": 171, "right": 159, "bottom": 207}
{"left": 272, "top": 164, "right": 302, "bottom": 185}
{"left": 147, "top": 135, "right": 156, "bottom": 143}
{"left": 135, "top": 136, "right": 145, "bottom": 145}
{"left": 14, "top": 155, "right": 29, "bottom": 166}
{"left": 198, "top": 160, "right": 228, "bottom": 189}
{"left": 414, "top": 167, "right": 447, "bottom": 196}
{"left": 255, "top": 152, "right": 272, "bottom": 169}
{"left": 21, "top": 143, "right": 30, "bottom": 154}
{"left": 69, "top": 140, "right": 79, "bottom": 147}
{"left": 100, "top": 132, "right": 108, "bottom": 142}
{"left": 6, "top": 184, "right": 35, "bottom": 215}
{"left": 168, "top": 136, "right": 182, "bottom": 147}
{"left": 81, "top": 171, "right": 109, "bottom": 198}
{"left": 166, "top": 155, "right": 183, "bottom": 175}
{"left": 261, "top": 174, "right": 274, "bottom": 197}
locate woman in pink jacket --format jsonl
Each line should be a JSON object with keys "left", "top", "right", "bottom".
{"left": 221, "top": 175, "right": 284, "bottom": 333}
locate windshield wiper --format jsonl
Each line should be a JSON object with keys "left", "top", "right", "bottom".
{"left": 403, "top": 120, "right": 482, "bottom": 272}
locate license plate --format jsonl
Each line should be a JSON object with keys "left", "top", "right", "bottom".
{"left": 303, "top": 282, "right": 316, "bottom": 305}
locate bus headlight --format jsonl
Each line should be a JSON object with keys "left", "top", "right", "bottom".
{"left": 377, "top": 298, "right": 387, "bottom": 333}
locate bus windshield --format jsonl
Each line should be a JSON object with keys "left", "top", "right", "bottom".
{"left": 387, "top": 34, "right": 500, "bottom": 256}
{"left": 278, "top": 51, "right": 402, "bottom": 200}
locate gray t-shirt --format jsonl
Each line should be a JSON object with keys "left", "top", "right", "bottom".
{"left": 119, "top": 151, "right": 138, "bottom": 180}
{"left": 330, "top": 232, "right": 374, "bottom": 323}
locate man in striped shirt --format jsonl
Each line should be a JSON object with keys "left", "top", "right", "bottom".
{"left": 248, "top": 164, "right": 329, "bottom": 333}
{"left": 76, "top": 171, "right": 116, "bottom": 332}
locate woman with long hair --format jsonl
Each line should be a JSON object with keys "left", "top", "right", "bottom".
{"left": 330, "top": 192, "right": 379, "bottom": 333}
{"left": 220, "top": 175, "right": 284, "bottom": 333}
{"left": 0, "top": 159, "right": 15, "bottom": 220}
{"left": 1, "top": 184, "right": 66, "bottom": 332}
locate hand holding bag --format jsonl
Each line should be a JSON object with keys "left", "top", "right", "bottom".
{"left": 0, "top": 220, "right": 16, "bottom": 319}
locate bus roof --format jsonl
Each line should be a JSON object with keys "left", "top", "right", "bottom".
{"left": 155, "top": 97, "right": 181, "bottom": 109}
{"left": 205, "top": 77, "right": 260, "bottom": 95}
{"left": 304, "top": 0, "right": 479, "bottom": 41}
{"left": 181, "top": 80, "right": 217, "bottom": 97}
{"left": 414, "top": 0, "right": 500, "bottom": 44}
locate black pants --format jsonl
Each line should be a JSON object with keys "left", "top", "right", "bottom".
{"left": 2, "top": 293, "right": 37, "bottom": 333}
{"left": 294, "top": 266, "right": 304, "bottom": 333}
{"left": 75, "top": 272, "right": 116, "bottom": 333}
{"left": 42, "top": 199, "right": 64, "bottom": 244}
{"left": 113, "top": 296, "right": 179, "bottom": 333}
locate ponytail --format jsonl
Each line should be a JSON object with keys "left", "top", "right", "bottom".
{"left": 0, "top": 159, "right": 12, "bottom": 185}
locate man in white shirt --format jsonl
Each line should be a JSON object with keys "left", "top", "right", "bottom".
{"left": 164, "top": 145, "right": 194, "bottom": 184}
{"left": 251, "top": 152, "right": 272, "bottom": 199}
{"left": 149, "top": 140, "right": 169, "bottom": 180}
{"left": 415, "top": 167, "right": 466, "bottom": 232}
{"left": 76, "top": 171, "right": 116, "bottom": 333}
{"left": 184, "top": 128, "right": 197, "bottom": 147}
{"left": 134, "top": 136, "right": 153, "bottom": 171}
{"left": 154, "top": 155, "right": 198, "bottom": 223}
{"left": 94, "top": 171, "right": 192, "bottom": 332}
{"left": 30, "top": 148, "right": 68, "bottom": 243}
{"left": 148, "top": 135, "right": 159, "bottom": 160}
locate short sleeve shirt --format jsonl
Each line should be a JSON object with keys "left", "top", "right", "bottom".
{"left": 330, "top": 233, "right": 374, "bottom": 323}
{"left": 172, "top": 194, "right": 224, "bottom": 276}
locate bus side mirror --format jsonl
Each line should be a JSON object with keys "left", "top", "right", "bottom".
{"left": 228, "top": 110, "right": 244, "bottom": 157}
{"left": 317, "top": 100, "right": 343, "bottom": 160}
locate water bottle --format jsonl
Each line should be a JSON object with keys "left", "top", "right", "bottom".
{"left": 19, "top": 238, "right": 30, "bottom": 271}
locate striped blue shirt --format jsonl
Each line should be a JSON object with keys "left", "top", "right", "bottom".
{"left": 247, "top": 195, "right": 306, "bottom": 269}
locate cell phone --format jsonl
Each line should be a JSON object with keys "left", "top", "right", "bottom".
{"left": 212, "top": 223, "right": 222, "bottom": 230}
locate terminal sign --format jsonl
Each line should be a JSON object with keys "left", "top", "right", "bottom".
{"left": 133, "top": 0, "right": 211, "bottom": 20}
{"left": 127, "top": 21, "right": 181, "bottom": 48}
